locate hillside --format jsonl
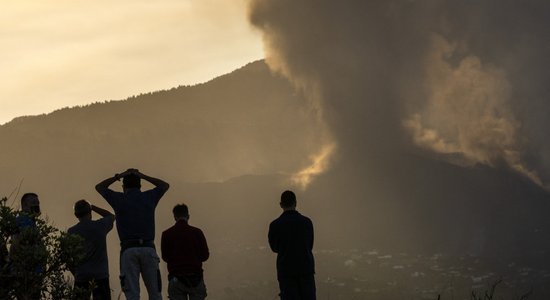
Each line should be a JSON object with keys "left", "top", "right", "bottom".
{"left": 2, "top": 59, "right": 550, "bottom": 255}
{"left": 2, "top": 60, "right": 550, "bottom": 298}
{"left": 0, "top": 60, "right": 323, "bottom": 189}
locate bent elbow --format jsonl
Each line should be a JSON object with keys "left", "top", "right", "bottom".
{"left": 95, "top": 184, "right": 103, "bottom": 193}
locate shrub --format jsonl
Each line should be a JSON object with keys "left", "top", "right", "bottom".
{"left": 0, "top": 196, "right": 85, "bottom": 299}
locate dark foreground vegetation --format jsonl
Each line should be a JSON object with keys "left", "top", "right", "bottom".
{"left": 0, "top": 197, "right": 86, "bottom": 299}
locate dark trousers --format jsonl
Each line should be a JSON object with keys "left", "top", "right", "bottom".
{"left": 74, "top": 277, "right": 111, "bottom": 300}
{"left": 278, "top": 275, "right": 316, "bottom": 300}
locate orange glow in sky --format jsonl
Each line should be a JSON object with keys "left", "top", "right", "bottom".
{"left": 0, "top": 0, "right": 263, "bottom": 124}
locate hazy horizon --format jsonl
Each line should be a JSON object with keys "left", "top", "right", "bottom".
{"left": 2, "top": 0, "right": 550, "bottom": 299}
{"left": 0, "top": 0, "right": 263, "bottom": 125}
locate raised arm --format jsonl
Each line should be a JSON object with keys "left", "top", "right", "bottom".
{"left": 136, "top": 170, "right": 170, "bottom": 192}
{"left": 91, "top": 204, "right": 114, "bottom": 218}
{"left": 95, "top": 169, "right": 135, "bottom": 193}
{"left": 95, "top": 175, "right": 119, "bottom": 194}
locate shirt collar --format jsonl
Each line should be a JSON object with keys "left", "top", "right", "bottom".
{"left": 176, "top": 219, "right": 189, "bottom": 226}
{"left": 282, "top": 209, "right": 299, "bottom": 216}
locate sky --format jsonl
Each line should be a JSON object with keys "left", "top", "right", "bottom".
{"left": 2, "top": 1, "right": 550, "bottom": 297}
{"left": 0, "top": 0, "right": 263, "bottom": 124}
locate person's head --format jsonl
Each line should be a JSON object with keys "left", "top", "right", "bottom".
{"left": 123, "top": 173, "right": 141, "bottom": 190}
{"left": 280, "top": 190, "right": 297, "bottom": 210}
{"left": 172, "top": 203, "right": 189, "bottom": 222}
{"left": 21, "top": 193, "right": 40, "bottom": 215}
{"left": 74, "top": 199, "right": 92, "bottom": 220}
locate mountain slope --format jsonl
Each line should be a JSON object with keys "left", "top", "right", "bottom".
{"left": 1, "top": 60, "right": 549, "bottom": 258}
{"left": 0, "top": 60, "right": 324, "bottom": 187}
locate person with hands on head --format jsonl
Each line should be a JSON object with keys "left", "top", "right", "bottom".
{"left": 95, "top": 168, "right": 169, "bottom": 300}
{"left": 68, "top": 200, "right": 115, "bottom": 300}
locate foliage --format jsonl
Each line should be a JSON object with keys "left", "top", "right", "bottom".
{"left": 437, "top": 279, "right": 532, "bottom": 300}
{"left": 0, "top": 197, "right": 86, "bottom": 299}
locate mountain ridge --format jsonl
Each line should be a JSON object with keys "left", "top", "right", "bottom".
{"left": 1, "top": 59, "right": 549, "bottom": 259}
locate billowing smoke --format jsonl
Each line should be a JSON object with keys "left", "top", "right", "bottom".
{"left": 248, "top": 0, "right": 550, "bottom": 188}
{"left": 404, "top": 35, "right": 542, "bottom": 186}
{"left": 291, "top": 142, "right": 336, "bottom": 189}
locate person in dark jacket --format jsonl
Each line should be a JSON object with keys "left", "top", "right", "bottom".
{"left": 161, "top": 204, "right": 209, "bottom": 300}
{"left": 268, "top": 190, "right": 316, "bottom": 300}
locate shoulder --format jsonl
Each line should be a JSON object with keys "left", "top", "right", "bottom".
{"left": 146, "top": 186, "right": 166, "bottom": 196}
{"left": 190, "top": 225, "right": 205, "bottom": 235}
{"left": 96, "top": 216, "right": 115, "bottom": 226}
{"left": 269, "top": 217, "right": 282, "bottom": 229}
{"left": 16, "top": 214, "right": 35, "bottom": 229}
{"left": 270, "top": 217, "right": 280, "bottom": 225}
{"left": 299, "top": 214, "right": 314, "bottom": 225}
{"left": 101, "top": 189, "right": 122, "bottom": 198}
{"left": 67, "top": 224, "right": 78, "bottom": 234}
{"left": 162, "top": 224, "right": 176, "bottom": 236}
{"left": 301, "top": 213, "right": 312, "bottom": 222}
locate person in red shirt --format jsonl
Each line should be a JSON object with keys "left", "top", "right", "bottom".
{"left": 161, "top": 204, "right": 209, "bottom": 300}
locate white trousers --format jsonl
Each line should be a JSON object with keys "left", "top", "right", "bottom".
{"left": 120, "top": 247, "right": 162, "bottom": 300}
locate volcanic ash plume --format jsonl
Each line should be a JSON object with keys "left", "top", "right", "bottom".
{"left": 248, "top": 0, "right": 550, "bottom": 188}
{"left": 404, "top": 35, "right": 542, "bottom": 186}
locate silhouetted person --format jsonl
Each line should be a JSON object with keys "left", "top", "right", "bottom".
{"left": 268, "top": 190, "right": 316, "bottom": 300}
{"left": 96, "top": 168, "right": 169, "bottom": 300}
{"left": 161, "top": 204, "right": 209, "bottom": 300}
{"left": 10, "top": 193, "right": 44, "bottom": 300}
{"left": 11, "top": 193, "right": 41, "bottom": 255}
{"left": 17, "top": 192, "right": 41, "bottom": 229}
{"left": 68, "top": 200, "right": 115, "bottom": 300}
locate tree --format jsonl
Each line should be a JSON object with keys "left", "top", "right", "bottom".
{"left": 0, "top": 197, "right": 85, "bottom": 299}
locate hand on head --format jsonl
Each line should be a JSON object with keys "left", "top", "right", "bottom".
{"left": 120, "top": 168, "right": 140, "bottom": 177}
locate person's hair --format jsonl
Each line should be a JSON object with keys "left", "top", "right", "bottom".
{"left": 74, "top": 199, "right": 92, "bottom": 218}
{"left": 21, "top": 192, "right": 38, "bottom": 206}
{"left": 280, "top": 190, "right": 297, "bottom": 208}
{"left": 123, "top": 174, "right": 141, "bottom": 189}
{"left": 172, "top": 204, "right": 189, "bottom": 219}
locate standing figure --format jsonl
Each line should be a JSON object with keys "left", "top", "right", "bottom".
{"left": 10, "top": 193, "right": 44, "bottom": 300}
{"left": 16, "top": 193, "right": 41, "bottom": 229}
{"left": 268, "top": 190, "right": 316, "bottom": 300}
{"left": 96, "top": 169, "right": 169, "bottom": 300}
{"left": 161, "top": 204, "right": 209, "bottom": 300}
{"left": 68, "top": 200, "right": 115, "bottom": 300}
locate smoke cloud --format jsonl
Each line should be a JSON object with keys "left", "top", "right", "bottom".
{"left": 248, "top": 0, "right": 550, "bottom": 188}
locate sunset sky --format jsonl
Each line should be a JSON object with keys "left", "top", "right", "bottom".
{"left": 2, "top": 1, "right": 550, "bottom": 298}
{"left": 0, "top": 0, "right": 263, "bottom": 124}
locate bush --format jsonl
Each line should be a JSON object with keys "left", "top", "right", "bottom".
{"left": 0, "top": 196, "right": 86, "bottom": 299}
